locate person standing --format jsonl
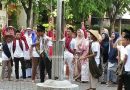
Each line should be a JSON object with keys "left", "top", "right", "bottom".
{"left": 37, "top": 25, "right": 52, "bottom": 82}
{"left": 23, "top": 28, "right": 32, "bottom": 78}
{"left": 1, "top": 34, "right": 13, "bottom": 81}
{"left": 100, "top": 33, "right": 109, "bottom": 84}
{"left": 107, "top": 32, "right": 119, "bottom": 86}
{"left": 80, "top": 30, "right": 101, "bottom": 90}
{"left": 116, "top": 29, "right": 130, "bottom": 90}
{"left": 74, "top": 29, "right": 89, "bottom": 83}
{"left": 123, "top": 33, "right": 130, "bottom": 90}
{"left": 12, "top": 30, "right": 26, "bottom": 81}
{"left": 30, "top": 31, "right": 40, "bottom": 83}
{"left": 64, "top": 27, "right": 76, "bottom": 81}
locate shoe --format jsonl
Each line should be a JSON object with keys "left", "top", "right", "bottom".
{"left": 32, "top": 80, "right": 35, "bottom": 83}
{"left": 28, "top": 76, "right": 31, "bottom": 78}
{"left": 8, "top": 79, "right": 13, "bottom": 81}
{"left": 101, "top": 82, "right": 106, "bottom": 84}
{"left": 15, "top": 79, "right": 19, "bottom": 82}
{"left": 81, "top": 81, "right": 89, "bottom": 83}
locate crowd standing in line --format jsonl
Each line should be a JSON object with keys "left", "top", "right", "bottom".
{"left": 1, "top": 22, "right": 130, "bottom": 90}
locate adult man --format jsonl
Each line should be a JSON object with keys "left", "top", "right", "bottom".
{"left": 37, "top": 25, "right": 52, "bottom": 82}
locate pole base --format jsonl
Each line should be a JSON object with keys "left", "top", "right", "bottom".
{"left": 36, "top": 79, "right": 79, "bottom": 90}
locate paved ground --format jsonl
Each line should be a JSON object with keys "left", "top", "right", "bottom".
{"left": 0, "top": 77, "right": 117, "bottom": 90}
{"left": 0, "top": 66, "right": 117, "bottom": 90}
{"left": 0, "top": 79, "right": 117, "bottom": 90}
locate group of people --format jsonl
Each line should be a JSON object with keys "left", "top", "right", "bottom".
{"left": 1, "top": 22, "right": 130, "bottom": 90}
{"left": 63, "top": 24, "right": 130, "bottom": 90}
{"left": 1, "top": 25, "right": 52, "bottom": 83}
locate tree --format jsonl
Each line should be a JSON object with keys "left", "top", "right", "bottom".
{"left": 20, "top": 0, "right": 33, "bottom": 27}
{"left": 95, "top": 0, "right": 130, "bottom": 33}
{"left": 68, "top": 0, "right": 97, "bottom": 23}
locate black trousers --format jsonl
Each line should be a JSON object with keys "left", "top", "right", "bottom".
{"left": 117, "top": 75, "right": 124, "bottom": 90}
{"left": 14, "top": 57, "right": 26, "bottom": 79}
{"left": 39, "top": 55, "right": 52, "bottom": 82}
{"left": 123, "top": 72, "right": 130, "bottom": 90}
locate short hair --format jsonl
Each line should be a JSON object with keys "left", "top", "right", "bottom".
{"left": 122, "top": 29, "right": 129, "bottom": 33}
{"left": 124, "top": 33, "right": 130, "bottom": 40}
{"left": 68, "top": 27, "right": 74, "bottom": 33}
{"left": 37, "top": 25, "right": 45, "bottom": 33}
{"left": 15, "top": 30, "right": 20, "bottom": 33}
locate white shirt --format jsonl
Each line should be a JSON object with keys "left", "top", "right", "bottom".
{"left": 2, "top": 42, "right": 12, "bottom": 61}
{"left": 117, "top": 45, "right": 126, "bottom": 61}
{"left": 70, "top": 38, "right": 76, "bottom": 50}
{"left": 40, "top": 34, "right": 51, "bottom": 54}
{"left": 124, "top": 44, "right": 130, "bottom": 71}
{"left": 24, "top": 33, "right": 32, "bottom": 60}
{"left": 62, "top": 38, "right": 76, "bottom": 52}
{"left": 91, "top": 41, "right": 100, "bottom": 65}
{"left": 13, "top": 40, "right": 25, "bottom": 58}
{"left": 32, "top": 47, "right": 40, "bottom": 57}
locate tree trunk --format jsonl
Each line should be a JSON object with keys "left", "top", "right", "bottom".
{"left": 110, "top": 18, "right": 116, "bottom": 34}
{"left": 26, "top": 10, "right": 31, "bottom": 27}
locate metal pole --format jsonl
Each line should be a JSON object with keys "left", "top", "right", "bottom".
{"left": 119, "top": 17, "right": 122, "bottom": 35}
{"left": 52, "top": 0, "right": 64, "bottom": 81}
{"left": 56, "top": 0, "right": 62, "bottom": 41}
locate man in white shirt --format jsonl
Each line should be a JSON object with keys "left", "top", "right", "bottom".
{"left": 37, "top": 25, "right": 52, "bottom": 82}
{"left": 12, "top": 30, "right": 26, "bottom": 81}
{"left": 123, "top": 33, "right": 130, "bottom": 90}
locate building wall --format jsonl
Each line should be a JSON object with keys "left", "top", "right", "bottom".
{"left": 17, "top": 7, "right": 27, "bottom": 28}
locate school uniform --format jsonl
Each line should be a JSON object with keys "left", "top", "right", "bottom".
{"left": 12, "top": 39, "right": 26, "bottom": 79}
{"left": 1, "top": 42, "right": 12, "bottom": 80}
{"left": 39, "top": 34, "right": 52, "bottom": 82}
{"left": 124, "top": 44, "right": 130, "bottom": 90}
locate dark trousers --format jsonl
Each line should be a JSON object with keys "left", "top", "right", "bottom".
{"left": 39, "top": 55, "right": 52, "bottom": 82}
{"left": 14, "top": 57, "right": 26, "bottom": 79}
{"left": 123, "top": 72, "right": 130, "bottom": 90}
{"left": 117, "top": 75, "right": 124, "bottom": 90}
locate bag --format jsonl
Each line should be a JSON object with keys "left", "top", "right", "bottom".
{"left": 89, "top": 57, "right": 103, "bottom": 78}
{"left": 116, "top": 61, "right": 125, "bottom": 76}
{"left": 89, "top": 43, "right": 103, "bottom": 79}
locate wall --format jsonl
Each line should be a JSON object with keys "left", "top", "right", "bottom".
{"left": 17, "top": 6, "right": 27, "bottom": 28}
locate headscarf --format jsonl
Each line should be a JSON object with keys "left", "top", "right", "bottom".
{"left": 113, "top": 32, "right": 120, "bottom": 43}
{"left": 76, "top": 29, "right": 86, "bottom": 51}
{"left": 102, "top": 33, "right": 109, "bottom": 42}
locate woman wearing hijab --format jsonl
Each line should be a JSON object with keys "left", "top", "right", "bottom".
{"left": 107, "top": 32, "right": 120, "bottom": 86}
{"left": 74, "top": 29, "right": 89, "bottom": 82}
{"left": 100, "top": 33, "right": 109, "bottom": 84}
